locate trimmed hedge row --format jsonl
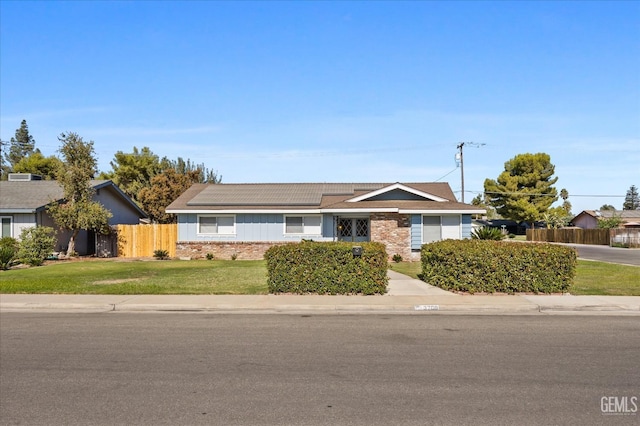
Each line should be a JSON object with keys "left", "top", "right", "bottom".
{"left": 264, "top": 241, "right": 389, "bottom": 295}
{"left": 421, "top": 240, "right": 576, "bottom": 294}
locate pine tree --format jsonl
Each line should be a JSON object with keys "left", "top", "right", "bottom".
{"left": 623, "top": 185, "right": 639, "bottom": 210}
{"left": 2, "top": 119, "right": 38, "bottom": 178}
{"left": 484, "top": 153, "right": 559, "bottom": 227}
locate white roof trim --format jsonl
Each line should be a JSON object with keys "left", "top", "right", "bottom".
{"left": 346, "top": 183, "right": 448, "bottom": 203}
{"left": 168, "top": 207, "right": 483, "bottom": 215}
{"left": 167, "top": 209, "right": 325, "bottom": 214}
{"left": 400, "top": 209, "right": 486, "bottom": 214}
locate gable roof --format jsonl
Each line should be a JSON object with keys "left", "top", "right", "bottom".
{"left": 0, "top": 180, "right": 146, "bottom": 217}
{"left": 166, "top": 182, "right": 484, "bottom": 214}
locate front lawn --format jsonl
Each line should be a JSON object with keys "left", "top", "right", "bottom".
{"left": 0, "top": 259, "right": 268, "bottom": 295}
{"left": 390, "top": 260, "right": 640, "bottom": 296}
{"left": 2, "top": 258, "right": 638, "bottom": 296}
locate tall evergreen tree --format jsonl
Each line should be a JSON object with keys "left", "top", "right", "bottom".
{"left": 2, "top": 119, "right": 38, "bottom": 178}
{"left": 623, "top": 185, "right": 639, "bottom": 210}
{"left": 484, "top": 153, "right": 558, "bottom": 227}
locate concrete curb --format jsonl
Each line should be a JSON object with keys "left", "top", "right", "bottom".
{"left": 2, "top": 301, "right": 638, "bottom": 315}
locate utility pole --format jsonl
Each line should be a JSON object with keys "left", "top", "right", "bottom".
{"left": 456, "top": 142, "right": 466, "bottom": 203}
{"left": 456, "top": 142, "right": 485, "bottom": 203}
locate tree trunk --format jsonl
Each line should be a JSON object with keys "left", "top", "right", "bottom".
{"left": 67, "top": 230, "right": 80, "bottom": 257}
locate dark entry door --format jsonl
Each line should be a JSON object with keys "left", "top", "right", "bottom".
{"left": 337, "top": 218, "right": 369, "bottom": 242}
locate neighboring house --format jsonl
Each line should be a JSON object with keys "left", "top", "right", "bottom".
{"left": 0, "top": 173, "right": 147, "bottom": 255}
{"left": 571, "top": 210, "right": 640, "bottom": 229}
{"left": 166, "top": 182, "right": 484, "bottom": 261}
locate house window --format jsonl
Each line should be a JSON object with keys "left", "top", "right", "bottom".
{"left": 422, "top": 216, "right": 441, "bottom": 243}
{"left": 1, "top": 217, "right": 11, "bottom": 238}
{"left": 422, "top": 215, "right": 461, "bottom": 243}
{"left": 285, "top": 215, "right": 322, "bottom": 235}
{"left": 198, "top": 215, "right": 235, "bottom": 235}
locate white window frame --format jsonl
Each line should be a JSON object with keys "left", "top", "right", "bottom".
{"left": 0, "top": 216, "right": 12, "bottom": 238}
{"left": 197, "top": 214, "right": 236, "bottom": 235}
{"left": 284, "top": 215, "right": 323, "bottom": 236}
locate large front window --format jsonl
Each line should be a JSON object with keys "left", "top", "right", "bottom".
{"left": 285, "top": 215, "right": 322, "bottom": 235}
{"left": 198, "top": 215, "right": 235, "bottom": 235}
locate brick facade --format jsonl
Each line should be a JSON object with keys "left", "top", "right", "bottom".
{"left": 176, "top": 241, "right": 291, "bottom": 260}
{"left": 370, "top": 212, "right": 418, "bottom": 261}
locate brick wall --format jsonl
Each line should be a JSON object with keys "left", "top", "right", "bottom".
{"left": 370, "top": 213, "right": 417, "bottom": 261}
{"left": 175, "top": 241, "right": 291, "bottom": 260}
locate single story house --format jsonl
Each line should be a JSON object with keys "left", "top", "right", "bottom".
{"left": 0, "top": 173, "right": 147, "bottom": 256}
{"left": 571, "top": 210, "right": 640, "bottom": 229}
{"left": 166, "top": 182, "right": 484, "bottom": 261}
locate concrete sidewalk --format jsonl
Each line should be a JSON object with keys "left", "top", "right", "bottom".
{"left": 1, "top": 271, "right": 638, "bottom": 315}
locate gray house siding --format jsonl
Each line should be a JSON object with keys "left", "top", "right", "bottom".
{"left": 411, "top": 214, "right": 422, "bottom": 250}
{"left": 461, "top": 214, "right": 472, "bottom": 238}
{"left": 177, "top": 213, "right": 335, "bottom": 242}
{"left": 97, "top": 186, "right": 144, "bottom": 225}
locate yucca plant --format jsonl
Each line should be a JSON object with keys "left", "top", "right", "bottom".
{"left": 471, "top": 226, "right": 505, "bottom": 240}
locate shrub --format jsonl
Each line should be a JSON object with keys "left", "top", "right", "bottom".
{"left": 206, "top": 253, "right": 215, "bottom": 260}
{"left": 264, "top": 241, "right": 388, "bottom": 295}
{"left": 392, "top": 254, "right": 403, "bottom": 263}
{"left": 471, "top": 226, "right": 504, "bottom": 240}
{"left": 0, "top": 237, "right": 20, "bottom": 270}
{"left": 17, "top": 226, "right": 56, "bottom": 267}
{"left": 153, "top": 249, "right": 170, "bottom": 260}
{"left": 421, "top": 240, "right": 576, "bottom": 294}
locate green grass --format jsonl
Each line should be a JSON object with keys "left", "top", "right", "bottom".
{"left": 571, "top": 260, "right": 640, "bottom": 296}
{"left": 2, "top": 258, "right": 639, "bottom": 296}
{"left": 0, "top": 259, "right": 268, "bottom": 295}
{"left": 390, "top": 260, "right": 640, "bottom": 296}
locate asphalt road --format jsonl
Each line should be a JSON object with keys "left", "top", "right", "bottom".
{"left": 1, "top": 313, "right": 638, "bottom": 426}
{"left": 569, "top": 244, "right": 640, "bottom": 266}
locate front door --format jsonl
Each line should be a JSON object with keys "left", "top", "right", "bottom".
{"left": 337, "top": 218, "right": 370, "bottom": 242}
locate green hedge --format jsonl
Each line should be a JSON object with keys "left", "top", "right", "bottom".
{"left": 421, "top": 240, "right": 576, "bottom": 294}
{"left": 264, "top": 241, "right": 389, "bottom": 295}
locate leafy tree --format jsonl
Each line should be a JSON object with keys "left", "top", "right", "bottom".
{"left": 162, "top": 156, "right": 221, "bottom": 184}
{"left": 2, "top": 119, "right": 38, "bottom": 178}
{"left": 484, "top": 153, "right": 558, "bottom": 227}
{"left": 13, "top": 152, "right": 62, "bottom": 179}
{"left": 99, "top": 146, "right": 163, "bottom": 203}
{"left": 542, "top": 207, "right": 570, "bottom": 229}
{"left": 597, "top": 214, "right": 624, "bottom": 229}
{"left": 138, "top": 168, "right": 200, "bottom": 223}
{"left": 47, "top": 132, "right": 112, "bottom": 256}
{"left": 600, "top": 204, "right": 615, "bottom": 211}
{"left": 100, "top": 148, "right": 221, "bottom": 205}
{"left": 623, "top": 185, "right": 639, "bottom": 210}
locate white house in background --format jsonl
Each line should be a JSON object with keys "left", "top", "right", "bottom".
{"left": 0, "top": 173, "right": 147, "bottom": 255}
{"left": 166, "top": 182, "right": 484, "bottom": 261}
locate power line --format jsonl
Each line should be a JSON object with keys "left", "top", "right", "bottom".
{"left": 476, "top": 190, "right": 625, "bottom": 198}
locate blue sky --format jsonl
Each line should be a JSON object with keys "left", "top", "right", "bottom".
{"left": 1, "top": 0, "right": 638, "bottom": 214}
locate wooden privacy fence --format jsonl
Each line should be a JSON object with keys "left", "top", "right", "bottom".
{"left": 527, "top": 228, "right": 610, "bottom": 245}
{"left": 115, "top": 224, "right": 177, "bottom": 258}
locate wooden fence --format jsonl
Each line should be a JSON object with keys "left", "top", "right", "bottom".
{"left": 526, "top": 228, "right": 610, "bottom": 245}
{"left": 610, "top": 229, "right": 640, "bottom": 248}
{"left": 115, "top": 224, "right": 177, "bottom": 258}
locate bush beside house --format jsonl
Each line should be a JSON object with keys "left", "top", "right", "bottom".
{"left": 265, "top": 241, "right": 389, "bottom": 295}
{"left": 421, "top": 240, "right": 576, "bottom": 294}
